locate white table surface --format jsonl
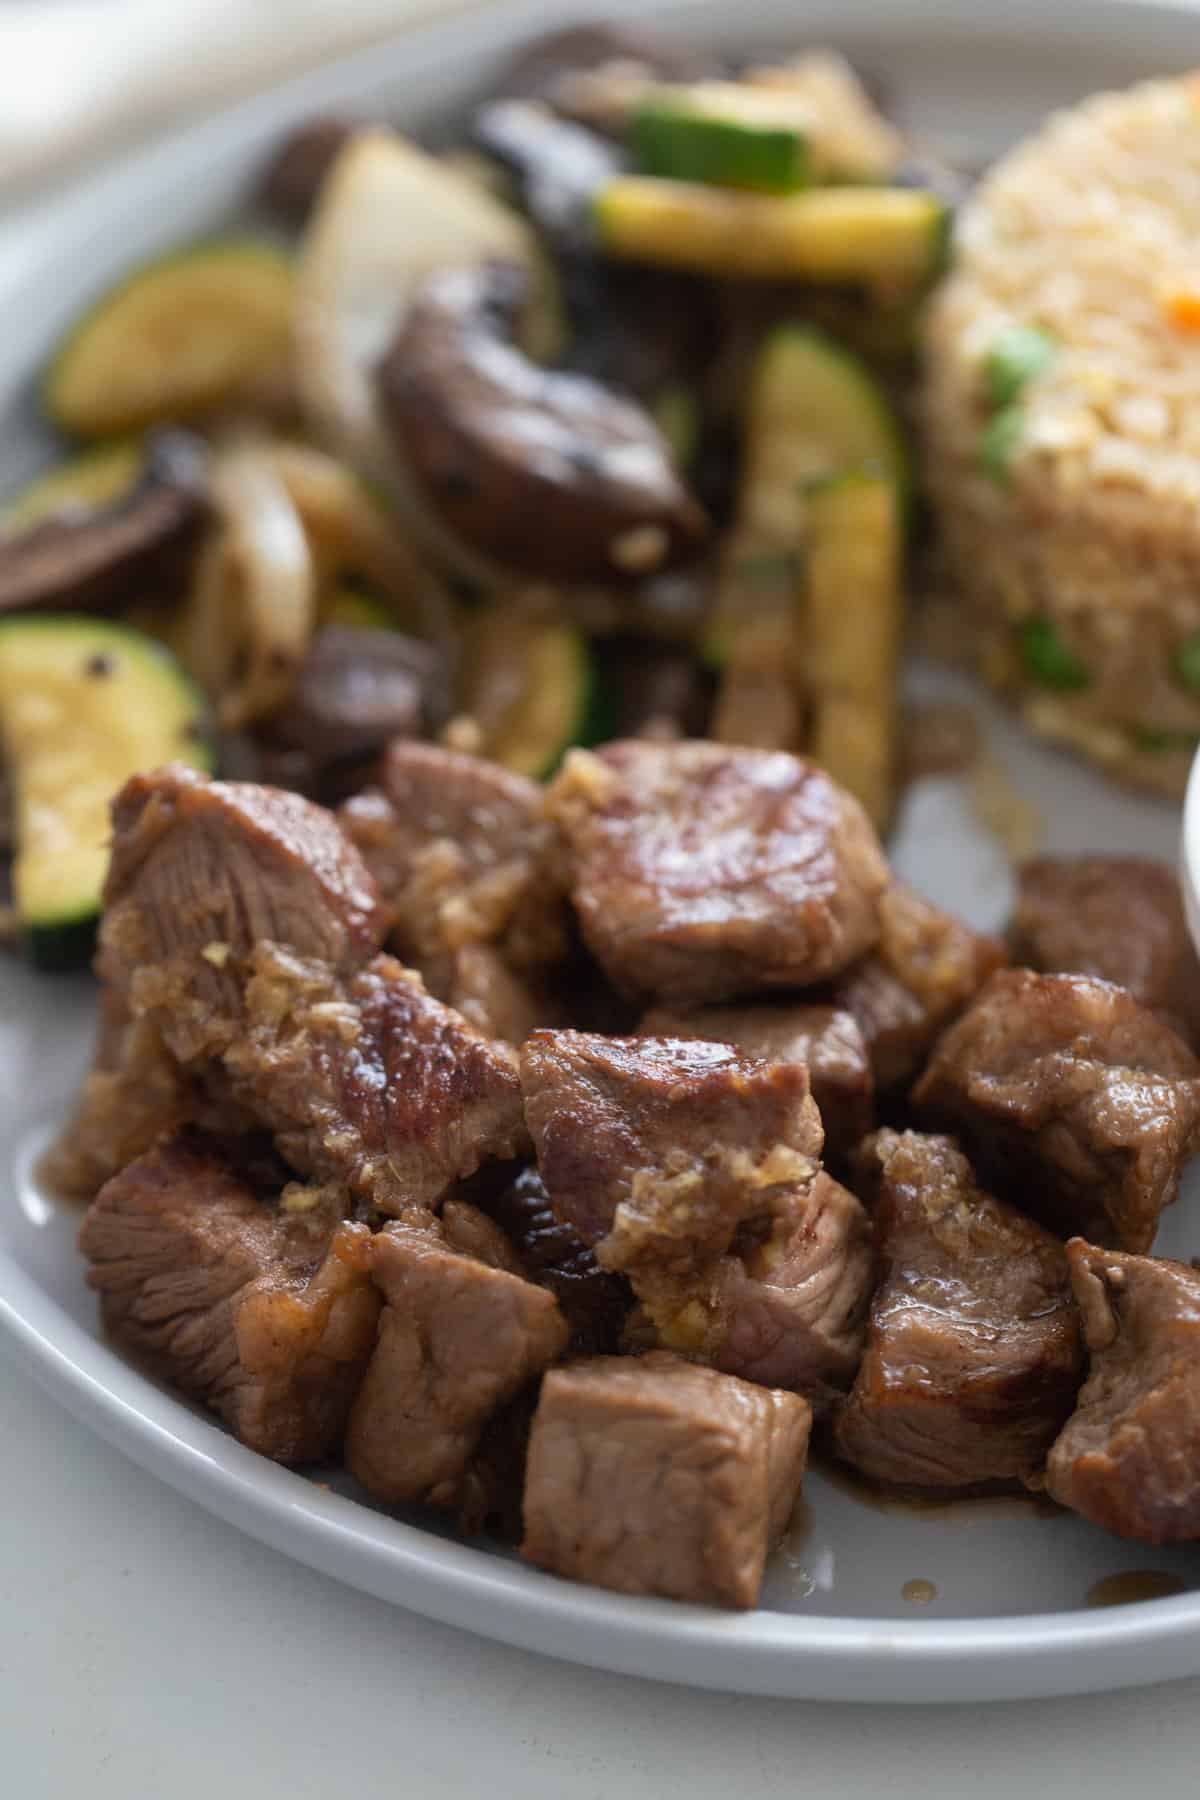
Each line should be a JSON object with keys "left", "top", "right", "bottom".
{"left": 6, "top": 15, "right": 1200, "bottom": 1793}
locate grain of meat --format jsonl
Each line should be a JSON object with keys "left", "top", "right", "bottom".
{"left": 78, "top": 1132, "right": 380, "bottom": 1464}
{"left": 922, "top": 75, "right": 1200, "bottom": 794}
{"left": 99, "top": 765, "right": 389, "bottom": 1063}
{"left": 833, "top": 1130, "right": 1082, "bottom": 1490}
{"left": 520, "top": 1351, "right": 811, "bottom": 1608}
{"left": 1046, "top": 1240, "right": 1200, "bottom": 1542}
{"left": 345, "top": 1215, "right": 567, "bottom": 1509}
{"left": 546, "top": 741, "right": 889, "bottom": 1004}
{"left": 913, "top": 969, "right": 1200, "bottom": 1251}
{"left": 640, "top": 1001, "right": 873, "bottom": 1163}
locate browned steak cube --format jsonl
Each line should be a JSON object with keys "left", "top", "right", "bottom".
{"left": 1011, "top": 857, "right": 1200, "bottom": 1046}
{"left": 912, "top": 969, "right": 1200, "bottom": 1251}
{"left": 546, "top": 741, "right": 889, "bottom": 1004}
{"left": 446, "top": 943, "right": 567, "bottom": 1046}
{"left": 520, "top": 1030, "right": 823, "bottom": 1275}
{"left": 833, "top": 1131, "right": 1081, "bottom": 1490}
{"left": 78, "top": 1132, "right": 380, "bottom": 1464}
{"left": 704, "top": 1173, "right": 873, "bottom": 1409}
{"left": 100, "top": 765, "right": 389, "bottom": 1063}
{"left": 344, "top": 1217, "right": 567, "bottom": 1509}
{"left": 520, "top": 1351, "right": 811, "bottom": 1608}
{"left": 43, "top": 1013, "right": 193, "bottom": 1200}
{"left": 225, "top": 949, "right": 528, "bottom": 1214}
{"left": 1046, "top": 1241, "right": 1200, "bottom": 1543}
{"left": 339, "top": 742, "right": 566, "bottom": 991}
{"left": 487, "top": 1166, "right": 633, "bottom": 1355}
{"left": 831, "top": 882, "right": 1008, "bottom": 1091}
{"left": 640, "top": 1001, "right": 873, "bottom": 1162}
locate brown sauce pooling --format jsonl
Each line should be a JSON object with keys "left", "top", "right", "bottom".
{"left": 902, "top": 1578, "right": 937, "bottom": 1605}
{"left": 1086, "top": 1571, "right": 1188, "bottom": 1608}
{"left": 814, "top": 1450, "right": 1064, "bottom": 1521}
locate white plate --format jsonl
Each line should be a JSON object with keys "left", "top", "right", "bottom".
{"left": 5, "top": 0, "right": 1200, "bottom": 1706}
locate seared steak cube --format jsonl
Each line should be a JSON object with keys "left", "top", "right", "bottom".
{"left": 705, "top": 1173, "right": 873, "bottom": 1409}
{"left": 913, "top": 969, "right": 1200, "bottom": 1251}
{"left": 640, "top": 1001, "right": 873, "bottom": 1162}
{"left": 339, "top": 742, "right": 567, "bottom": 991}
{"left": 520, "top": 1351, "right": 811, "bottom": 1608}
{"left": 487, "top": 1165, "right": 632, "bottom": 1355}
{"left": 447, "top": 942, "right": 567, "bottom": 1046}
{"left": 100, "top": 765, "right": 389, "bottom": 1063}
{"left": 831, "top": 882, "right": 1007, "bottom": 1092}
{"left": 1011, "top": 857, "right": 1200, "bottom": 1046}
{"left": 833, "top": 1131, "right": 1081, "bottom": 1490}
{"left": 78, "top": 1132, "right": 380, "bottom": 1464}
{"left": 546, "top": 741, "right": 889, "bottom": 1004}
{"left": 43, "top": 1014, "right": 192, "bottom": 1199}
{"left": 520, "top": 1030, "right": 823, "bottom": 1273}
{"left": 225, "top": 949, "right": 528, "bottom": 1215}
{"left": 1046, "top": 1241, "right": 1200, "bottom": 1543}
{"left": 345, "top": 1217, "right": 567, "bottom": 1509}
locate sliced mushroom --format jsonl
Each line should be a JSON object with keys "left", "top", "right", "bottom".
{"left": 471, "top": 99, "right": 622, "bottom": 246}
{"left": 258, "top": 117, "right": 361, "bottom": 225}
{"left": 377, "top": 262, "right": 708, "bottom": 583}
{"left": 0, "top": 431, "right": 208, "bottom": 616}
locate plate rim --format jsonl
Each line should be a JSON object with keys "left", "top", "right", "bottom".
{"left": 5, "top": 0, "right": 1200, "bottom": 1702}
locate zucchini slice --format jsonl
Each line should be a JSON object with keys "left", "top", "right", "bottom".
{"left": 705, "top": 327, "right": 908, "bottom": 667}
{"left": 460, "top": 602, "right": 596, "bottom": 779}
{"left": 803, "top": 471, "right": 903, "bottom": 828}
{"left": 1, "top": 440, "right": 143, "bottom": 533}
{"left": 45, "top": 240, "right": 293, "bottom": 437}
{"left": 0, "top": 615, "right": 211, "bottom": 968}
{"left": 632, "top": 83, "right": 812, "bottom": 194}
{"left": 594, "top": 178, "right": 948, "bottom": 288}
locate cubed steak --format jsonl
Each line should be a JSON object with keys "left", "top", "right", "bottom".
{"left": 42, "top": 1012, "right": 192, "bottom": 1199}
{"left": 344, "top": 1214, "right": 567, "bottom": 1509}
{"left": 520, "top": 1351, "right": 811, "bottom": 1609}
{"left": 704, "top": 1173, "right": 873, "bottom": 1409}
{"left": 1046, "top": 1241, "right": 1200, "bottom": 1543}
{"left": 831, "top": 882, "right": 1008, "bottom": 1092}
{"left": 224, "top": 949, "right": 528, "bottom": 1214}
{"left": 78, "top": 1131, "right": 380, "bottom": 1464}
{"left": 446, "top": 942, "right": 566, "bottom": 1046}
{"left": 487, "top": 1166, "right": 633, "bottom": 1355}
{"left": 913, "top": 969, "right": 1200, "bottom": 1251}
{"left": 339, "top": 741, "right": 567, "bottom": 991}
{"left": 546, "top": 740, "right": 889, "bottom": 1004}
{"left": 640, "top": 1001, "right": 873, "bottom": 1162}
{"left": 99, "top": 764, "right": 389, "bottom": 1063}
{"left": 833, "top": 1131, "right": 1081, "bottom": 1490}
{"left": 520, "top": 1030, "right": 823, "bottom": 1278}
{"left": 1011, "top": 857, "right": 1200, "bottom": 1047}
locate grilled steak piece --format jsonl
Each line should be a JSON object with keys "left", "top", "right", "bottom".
{"left": 78, "top": 1132, "right": 380, "bottom": 1464}
{"left": 520, "top": 1351, "right": 811, "bottom": 1608}
{"left": 703, "top": 1173, "right": 872, "bottom": 1409}
{"left": 1046, "top": 1241, "right": 1200, "bottom": 1543}
{"left": 1011, "top": 856, "right": 1200, "bottom": 1047}
{"left": 345, "top": 1216, "right": 567, "bottom": 1509}
{"left": 42, "top": 1013, "right": 192, "bottom": 1199}
{"left": 640, "top": 1001, "right": 872, "bottom": 1163}
{"left": 830, "top": 882, "right": 1008, "bottom": 1092}
{"left": 486, "top": 1165, "right": 632, "bottom": 1354}
{"left": 546, "top": 740, "right": 888, "bottom": 1004}
{"left": 520, "top": 1030, "right": 823, "bottom": 1280}
{"left": 224, "top": 948, "right": 528, "bottom": 1215}
{"left": 833, "top": 1131, "right": 1081, "bottom": 1490}
{"left": 913, "top": 969, "right": 1200, "bottom": 1252}
{"left": 338, "top": 742, "right": 567, "bottom": 996}
{"left": 100, "top": 765, "right": 389, "bottom": 1063}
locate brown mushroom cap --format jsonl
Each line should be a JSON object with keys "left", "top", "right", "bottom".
{"left": 376, "top": 262, "right": 708, "bottom": 584}
{"left": 0, "top": 430, "right": 209, "bottom": 616}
